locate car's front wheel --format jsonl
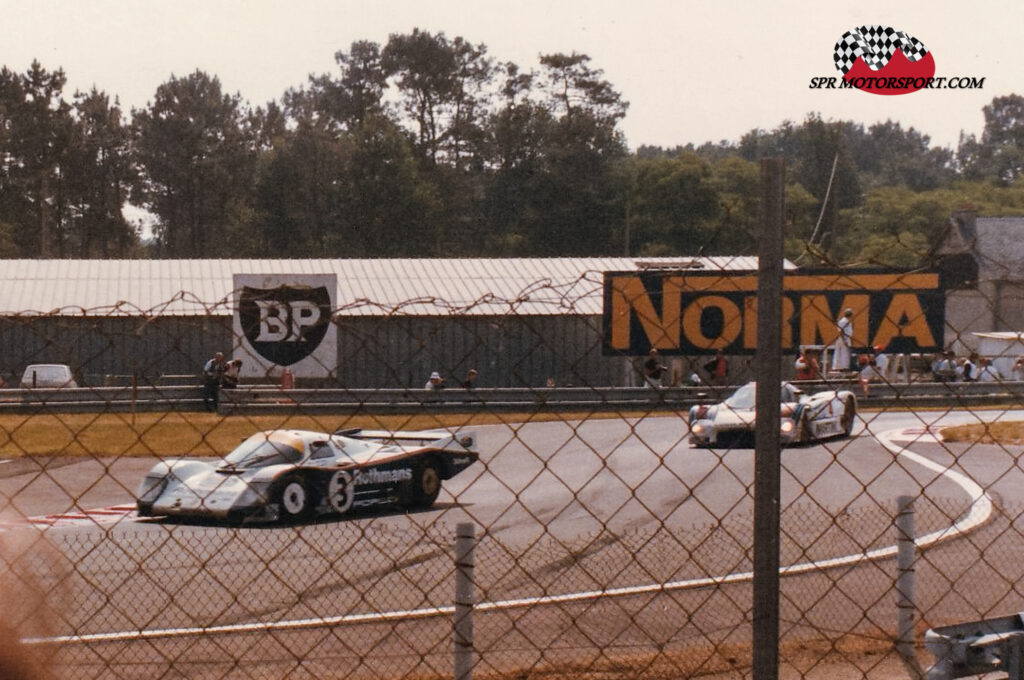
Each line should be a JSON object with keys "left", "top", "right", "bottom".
{"left": 841, "top": 397, "right": 857, "bottom": 436}
{"left": 276, "top": 476, "right": 312, "bottom": 521}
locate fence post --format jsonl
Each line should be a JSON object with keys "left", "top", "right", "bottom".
{"left": 455, "top": 522, "right": 475, "bottom": 680}
{"left": 897, "top": 495, "right": 921, "bottom": 677}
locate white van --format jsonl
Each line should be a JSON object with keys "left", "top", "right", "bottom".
{"left": 20, "top": 364, "right": 78, "bottom": 388}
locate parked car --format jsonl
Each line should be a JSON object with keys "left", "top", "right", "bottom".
{"left": 19, "top": 364, "right": 78, "bottom": 388}
{"left": 687, "top": 381, "right": 857, "bottom": 448}
{"left": 137, "top": 427, "right": 479, "bottom": 523}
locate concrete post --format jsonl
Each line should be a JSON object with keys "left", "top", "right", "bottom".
{"left": 455, "top": 522, "right": 475, "bottom": 680}
{"left": 897, "top": 495, "right": 920, "bottom": 677}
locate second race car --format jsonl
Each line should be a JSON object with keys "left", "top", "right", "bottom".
{"left": 687, "top": 381, "right": 857, "bottom": 447}
{"left": 137, "top": 427, "right": 479, "bottom": 523}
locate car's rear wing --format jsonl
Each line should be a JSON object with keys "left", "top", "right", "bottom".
{"left": 335, "top": 428, "right": 477, "bottom": 452}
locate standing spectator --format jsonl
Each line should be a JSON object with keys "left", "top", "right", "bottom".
{"left": 461, "top": 369, "right": 479, "bottom": 389}
{"left": 703, "top": 349, "right": 729, "bottom": 385}
{"left": 872, "top": 345, "right": 889, "bottom": 380}
{"left": 222, "top": 359, "right": 242, "bottom": 389}
{"left": 858, "top": 348, "right": 885, "bottom": 397}
{"left": 976, "top": 357, "right": 1002, "bottom": 382}
{"left": 1012, "top": 357, "right": 1024, "bottom": 382}
{"left": 201, "top": 352, "right": 226, "bottom": 411}
{"left": 831, "top": 308, "right": 854, "bottom": 372}
{"left": 643, "top": 349, "right": 667, "bottom": 388}
{"left": 425, "top": 371, "right": 445, "bottom": 390}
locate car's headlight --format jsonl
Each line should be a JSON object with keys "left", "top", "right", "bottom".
{"left": 691, "top": 423, "right": 708, "bottom": 437}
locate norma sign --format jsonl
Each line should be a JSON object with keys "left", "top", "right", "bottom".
{"left": 602, "top": 270, "right": 944, "bottom": 355}
{"left": 233, "top": 273, "right": 338, "bottom": 378}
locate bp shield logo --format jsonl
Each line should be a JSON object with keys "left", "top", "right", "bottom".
{"left": 238, "top": 284, "right": 332, "bottom": 366}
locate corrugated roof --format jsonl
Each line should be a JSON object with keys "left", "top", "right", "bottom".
{"left": 0, "top": 257, "right": 771, "bottom": 317}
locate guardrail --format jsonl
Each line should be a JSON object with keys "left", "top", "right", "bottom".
{"left": 0, "top": 380, "right": 1022, "bottom": 415}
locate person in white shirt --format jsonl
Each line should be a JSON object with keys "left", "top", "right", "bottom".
{"left": 1012, "top": 358, "right": 1024, "bottom": 382}
{"left": 976, "top": 357, "right": 1002, "bottom": 382}
{"left": 831, "top": 308, "right": 854, "bottom": 372}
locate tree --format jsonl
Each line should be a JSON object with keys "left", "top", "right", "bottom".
{"left": 0, "top": 62, "right": 74, "bottom": 256}
{"left": 66, "top": 88, "right": 138, "bottom": 256}
{"left": 519, "top": 53, "right": 629, "bottom": 255}
{"left": 958, "top": 94, "right": 1024, "bottom": 185}
{"left": 382, "top": 29, "right": 494, "bottom": 168}
{"left": 627, "top": 153, "right": 721, "bottom": 255}
{"left": 133, "top": 70, "right": 255, "bottom": 256}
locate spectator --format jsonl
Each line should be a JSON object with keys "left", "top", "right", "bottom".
{"left": 872, "top": 345, "right": 889, "bottom": 380}
{"left": 1012, "top": 357, "right": 1024, "bottom": 382}
{"left": 643, "top": 348, "right": 667, "bottom": 388}
{"left": 222, "top": 359, "right": 242, "bottom": 389}
{"left": 794, "top": 348, "right": 821, "bottom": 380}
{"left": 958, "top": 352, "right": 978, "bottom": 381}
{"left": 932, "top": 351, "right": 957, "bottom": 382}
{"left": 976, "top": 357, "right": 1002, "bottom": 382}
{"left": 831, "top": 308, "right": 854, "bottom": 372}
{"left": 201, "top": 352, "right": 226, "bottom": 411}
{"left": 425, "top": 371, "right": 445, "bottom": 390}
{"left": 461, "top": 369, "right": 479, "bottom": 389}
{"left": 703, "top": 349, "right": 729, "bottom": 385}
{"left": 858, "top": 348, "right": 885, "bottom": 397}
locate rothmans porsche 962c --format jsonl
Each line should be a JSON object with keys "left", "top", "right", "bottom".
{"left": 687, "top": 381, "right": 856, "bottom": 448}
{"left": 137, "top": 428, "right": 479, "bottom": 523}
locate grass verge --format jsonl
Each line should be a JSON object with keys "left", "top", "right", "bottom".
{"left": 0, "top": 410, "right": 646, "bottom": 458}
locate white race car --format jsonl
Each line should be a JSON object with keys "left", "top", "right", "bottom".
{"left": 687, "top": 381, "right": 856, "bottom": 447}
{"left": 137, "top": 428, "right": 478, "bottom": 523}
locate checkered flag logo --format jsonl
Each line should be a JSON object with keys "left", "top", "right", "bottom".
{"left": 833, "top": 25, "right": 929, "bottom": 74}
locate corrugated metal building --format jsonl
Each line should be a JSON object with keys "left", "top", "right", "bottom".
{"left": 0, "top": 257, "right": 762, "bottom": 388}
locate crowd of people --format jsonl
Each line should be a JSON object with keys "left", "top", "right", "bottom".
{"left": 931, "top": 350, "right": 1024, "bottom": 383}
{"left": 198, "top": 345, "right": 1024, "bottom": 408}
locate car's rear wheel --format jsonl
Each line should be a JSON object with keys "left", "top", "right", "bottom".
{"left": 841, "top": 397, "right": 857, "bottom": 436}
{"left": 276, "top": 476, "right": 312, "bottom": 521}
{"left": 409, "top": 459, "right": 442, "bottom": 509}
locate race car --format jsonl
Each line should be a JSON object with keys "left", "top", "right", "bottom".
{"left": 136, "top": 428, "right": 479, "bottom": 523}
{"left": 687, "top": 381, "right": 856, "bottom": 448}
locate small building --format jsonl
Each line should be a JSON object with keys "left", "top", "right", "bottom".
{"left": 931, "top": 210, "right": 1024, "bottom": 353}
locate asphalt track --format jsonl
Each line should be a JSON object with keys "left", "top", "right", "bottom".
{"left": 3, "top": 407, "right": 1023, "bottom": 674}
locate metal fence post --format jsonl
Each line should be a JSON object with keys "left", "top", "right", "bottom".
{"left": 455, "top": 522, "right": 475, "bottom": 680}
{"left": 897, "top": 495, "right": 921, "bottom": 677}
{"left": 753, "top": 156, "right": 785, "bottom": 680}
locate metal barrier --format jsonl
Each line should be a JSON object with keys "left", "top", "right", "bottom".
{"left": 925, "top": 612, "right": 1024, "bottom": 679}
{"left": 1, "top": 381, "right": 1022, "bottom": 414}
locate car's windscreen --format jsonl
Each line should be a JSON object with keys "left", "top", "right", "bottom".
{"left": 724, "top": 383, "right": 756, "bottom": 409}
{"left": 222, "top": 437, "right": 303, "bottom": 469}
{"left": 724, "top": 383, "right": 799, "bottom": 410}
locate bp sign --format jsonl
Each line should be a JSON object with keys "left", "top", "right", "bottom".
{"left": 233, "top": 274, "right": 338, "bottom": 379}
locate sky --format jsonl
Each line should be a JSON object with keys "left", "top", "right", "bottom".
{"left": 3, "top": 0, "right": 1022, "bottom": 152}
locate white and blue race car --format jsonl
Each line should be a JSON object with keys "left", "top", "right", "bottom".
{"left": 137, "top": 428, "right": 478, "bottom": 523}
{"left": 687, "top": 381, "right": 856, "bottom": 447}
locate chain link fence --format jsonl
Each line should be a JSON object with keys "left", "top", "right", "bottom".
{"left": 0, "top": 270, "right": 1022, "bottom": 679}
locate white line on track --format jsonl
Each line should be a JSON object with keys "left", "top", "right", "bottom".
{"left": 29, "top": 427, "right": 992, "bottom": 645}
